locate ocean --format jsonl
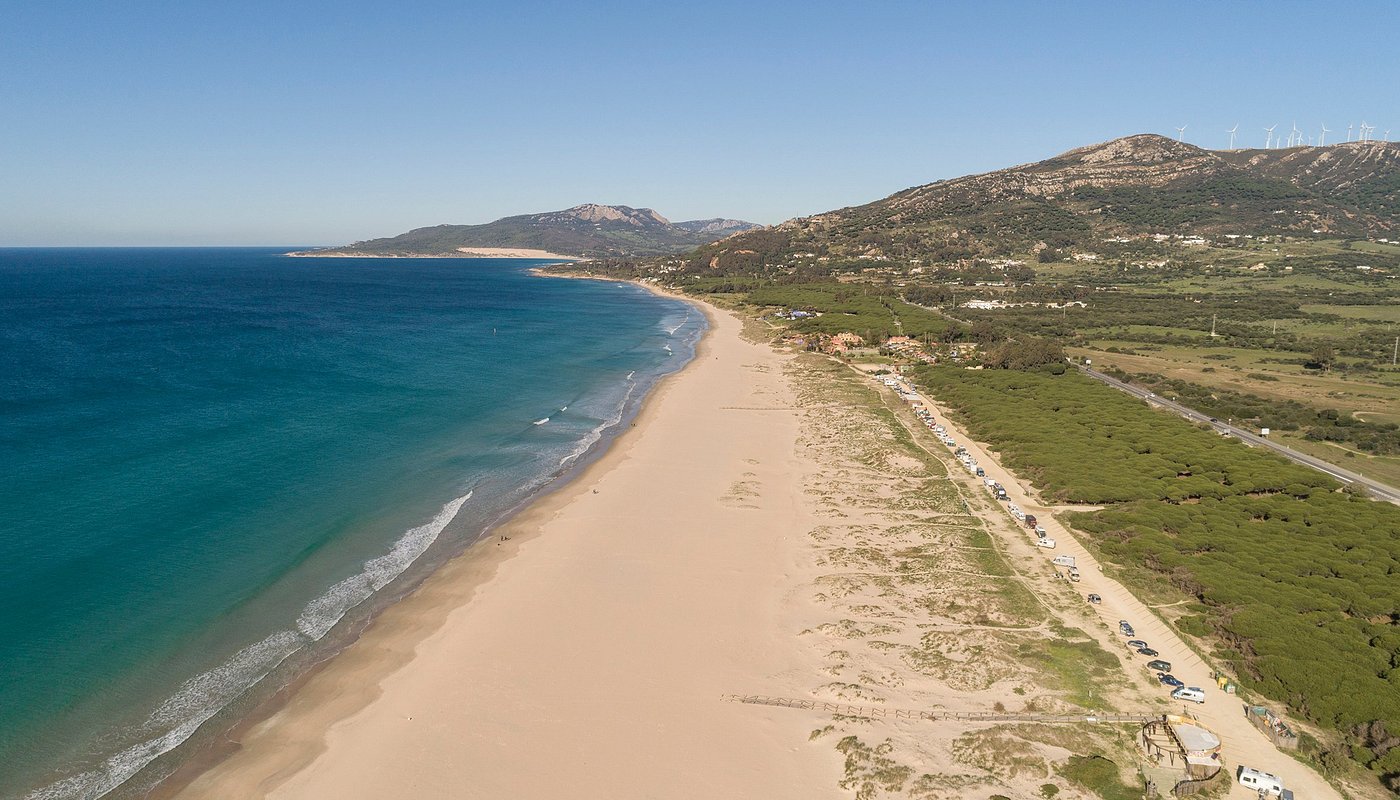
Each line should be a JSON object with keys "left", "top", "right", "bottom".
{"left": 0, "top": 248, "right": 704, "bottom": 799}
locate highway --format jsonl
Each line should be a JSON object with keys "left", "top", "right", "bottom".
{"left": 1078, "top": 364, "right": 1400, "bottom": 505}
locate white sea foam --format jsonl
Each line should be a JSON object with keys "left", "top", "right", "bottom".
{"left": 26, "top": 632, "right": 301, "bottom": 800}
{"left": 533, "top": 417, "right": 549, "bottom": 425}
{"left": 297, "top": 492, "right": 471, "bottom": 639}
{"left": 29, "top": 494, "right": 473, "bottom": 800}
{"left": 558, "top": 375, "right": 638, "bottom": 468}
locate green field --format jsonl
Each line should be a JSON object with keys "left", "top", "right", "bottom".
{"left": 1302, "top": 303, "right": 1400, "bottom": 323}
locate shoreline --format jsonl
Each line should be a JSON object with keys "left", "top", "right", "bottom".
{"left": 160, "top": 282, "right": 724, "bottom": 797}
{"left": 285, "top": 248, "right": 581, "bottom": 260}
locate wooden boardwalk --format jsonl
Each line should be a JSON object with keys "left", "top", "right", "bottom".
{"left": 722, "top": 694, "right": 1159, "bottom": 725}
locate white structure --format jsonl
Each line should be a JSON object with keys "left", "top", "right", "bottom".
{"left": 1227, "top": 124, "right": 1238, "bottom": 150}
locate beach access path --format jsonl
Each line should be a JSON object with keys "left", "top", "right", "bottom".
{"left": 178, "top": 303, "right": 841, "bottom": 798}
{"left": 900, "top": 380, "right": 1345, "bottom": 800}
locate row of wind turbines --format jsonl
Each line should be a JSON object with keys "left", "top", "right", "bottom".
{"left": 1172, "top": 122, "right": 1391, "bottom": 150}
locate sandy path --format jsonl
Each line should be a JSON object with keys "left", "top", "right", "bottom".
{"left": 178, "top": 304, "right": 839, "bottom": 799}
{"left": 910, "top": 384, "right": 1343, "bottom": 800}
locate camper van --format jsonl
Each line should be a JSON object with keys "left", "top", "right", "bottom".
{"left": 1052, "top": 555, "right": 1076, "bottom": 567}
{"left": 1237, "top": 767, "right": 1284, "bottom": 796}
{"left": 1171, "top": 686, "right": 1206, "bottom": 704}
{"left": 1035, "top": 538, "right": 1056, "bottom": 549}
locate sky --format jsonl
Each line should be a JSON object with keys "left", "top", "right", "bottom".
{"left": 2, "top": 0, "right": 1397, "bottom": 246}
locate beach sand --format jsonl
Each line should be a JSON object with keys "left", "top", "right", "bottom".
{"left": 177, "top": 302, "right": 842, "bottom": 798}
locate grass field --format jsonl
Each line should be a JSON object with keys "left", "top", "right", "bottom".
{"left": 1302, "top": 303, "right": 1400, "bottom": 323}
{"left": 1072, "top": 343, "right": 1400, "bottom": 420}
{"left": 1273, "top": 431, "right": 1400, "bottom": 488}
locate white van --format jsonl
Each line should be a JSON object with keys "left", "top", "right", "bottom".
{"left": 1035, "top": 538, "right": 1056, "bottom": 549}
{"left": 1034, "top": 525, "right": 1048, "bottom": 537}
{"left": 1237, "top": 767, "right": 1284, "bottom": 796}
{"left": 1172, "top": 686, "right": 1205, "bottom": 704}
{"left": 1052, "top": 555, "right": 1075, "bottom": 567}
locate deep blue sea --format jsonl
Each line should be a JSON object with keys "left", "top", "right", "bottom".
{"left": 0, "top": 248, "right": 703, "bottom": 799}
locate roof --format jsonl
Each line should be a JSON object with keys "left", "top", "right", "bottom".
{"left": 1173, "top": 723, "right": 1222, "bottom": 754}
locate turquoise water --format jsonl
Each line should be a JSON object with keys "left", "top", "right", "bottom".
{"left": 0, "top": 249, "right": 703, "bottom": 798}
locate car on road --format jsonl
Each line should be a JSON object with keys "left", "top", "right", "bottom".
{"left": 1120, "top": 625, "right": 1135, "bottom": 637}
{"left": 1158, "top": 674, "right": 1184, "bottom": 688}
{"left": 1086, "top": 594, "right": 1101, "bottom": 604}
{"left": 1126, "top": 640, "right": 1148, "bottom": 649}
{"left": 1137, "top": 647, "right": 1159, "bottom": 657}
{"left": 1146, "top": 659, "right": 1172, "bottom": 672}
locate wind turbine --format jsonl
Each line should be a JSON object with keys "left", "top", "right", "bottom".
{"left": 1361, "top": 122, "right": 1372, "bottom": 143}
{"left": 1320, "top": 124, "right": 1330, "bottom": 146}
{"left": 1264, "top": 124, "right": 1278, "bottom": 149}
{"left": 1347, "top": 122, "right": 1355, "bottom": 142}
{"left": 1386, "top": 130, "right": 1392, "bottom": 143}
{"left": 1175, "top": 124, "right": 1188, "bottom": 142}
{"left": 1291, "top": 122, "right": 1302, "bottom": 147}
{"left": 1228, "top": 124, "right": 1239, "bottom": 150}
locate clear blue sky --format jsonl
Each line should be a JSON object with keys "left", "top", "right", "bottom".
{"left": 3, "top": 1, "right": 1396, "bottom": 245}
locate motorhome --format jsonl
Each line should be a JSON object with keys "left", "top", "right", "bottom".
{"left": 1052, "top": 555, "right": 1076, "bottom": 567}
{"left": 1172, "top": 686, "right": 1206, "bottom": 704}
{"left": 1236, "top": 767, "right": 1284, "bottom": 796}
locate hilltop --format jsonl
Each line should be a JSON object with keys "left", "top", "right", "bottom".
{"left": 672, "top": 134, "right": 1400, "bottom": 276}
{"left": 298, "top": 204, "right": 760, "bottom": 259}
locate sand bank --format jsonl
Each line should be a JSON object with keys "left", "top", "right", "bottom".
{"left": 176, "top": 302, "right": 840, "bottom": 798}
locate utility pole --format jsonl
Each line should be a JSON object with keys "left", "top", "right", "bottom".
{"left": 1393, "top": 336, "right": 1398, "bottom": 366}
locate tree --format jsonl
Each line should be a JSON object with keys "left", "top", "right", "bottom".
{"left": 1309, "top": 344, "right": 1336, "bottom": 371}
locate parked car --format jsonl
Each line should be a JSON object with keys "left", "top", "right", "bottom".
{"left": 1086, "top": 593, "right": 1102, "bottom": 604}
{"left": 1137, "top": 647, "right": 1159, "bottom": 657}
{"left": 975, "top": 467, "right": 985, "bottom": 477}
{"left": 1146, "top": 659, "right": 1172, "bottom": 672}
{"left": 1126, "top": 640, "right": 1148, "bottom": 649}
{"left": 1158, "top": 674, "right": 1184, "bottom": 688}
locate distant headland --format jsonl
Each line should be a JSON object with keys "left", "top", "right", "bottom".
{"left": 290, "top": 203, "right": 759, "bottom": 260}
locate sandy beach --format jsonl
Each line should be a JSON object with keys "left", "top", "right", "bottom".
{"left": 173, "top": 294, "right": 1348, "bottom": 800}
{"left": 177, "top": 301, "right": 842, "bottom": 798}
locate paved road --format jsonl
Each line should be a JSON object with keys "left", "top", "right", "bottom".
{"left": 878, "top": 378, "right": 1344, "bottom": 800}
{"left": 1078, "top": 364, "right": 1400, "bottom": 505}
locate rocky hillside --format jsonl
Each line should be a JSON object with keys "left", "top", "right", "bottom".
{"left": 307, "top": 204, "right": 761, "bottom": 259}
{"left": 677, "top": 134, "right": 1400, "bottom": 274}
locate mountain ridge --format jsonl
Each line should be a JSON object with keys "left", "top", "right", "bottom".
{"left": 671, "top": 134, "right": 1400, "bottom": 275}
{"left": 299, "top": 204, "right": 761, "bottom": 259}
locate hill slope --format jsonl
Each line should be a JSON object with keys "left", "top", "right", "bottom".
{"left": 676, "top": 135, "right": 1400, "bottom": 275}
{"left": 304, "top": 204, "right": 761, "bottom": 259}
